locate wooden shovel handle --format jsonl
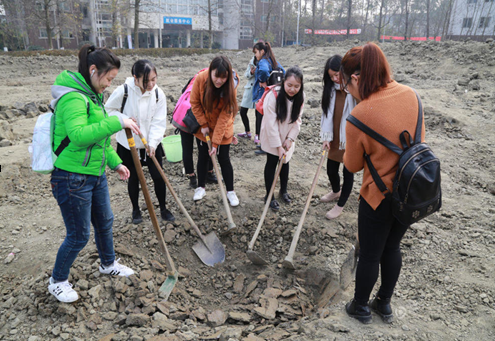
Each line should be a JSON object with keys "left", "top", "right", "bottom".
{"left": 285, "top": 149, "right": 328, "bottom": 261}
{"left": 248, "top": 155, "right": 286, "bottom": 250}
{"left": 136, "top": 132, "right": 208, "bottom": 245}
{"left": 124, "top": 129, "right": 176, "bottom": 274}
{"left": 205, "top": 134, "right": 236, "bottom": 229}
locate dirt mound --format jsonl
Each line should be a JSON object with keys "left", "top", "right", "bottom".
{"left": 1, "top": 40, "right": 495, "bottom": 340}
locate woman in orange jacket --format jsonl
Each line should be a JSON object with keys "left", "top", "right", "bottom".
{"left": 190, "top": 56, "right": 240, "bottom": 206}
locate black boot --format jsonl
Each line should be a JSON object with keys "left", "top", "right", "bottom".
{"left": 370, "top": 296, "right": 393, "bottom": 323}
{"left": 132, "top": 209, "right": 143, "bottom": 225}
{"left": 187, "top": 174, "right": 197, "bottom": 189}
{"left": 161, "top": 208, "right": 175, "bottom": 222}
{"left": 346, "top": 299, "right": 372, "bottom": 324}
{"left": 206, "top": 171, "right": 218, "bottom": 184}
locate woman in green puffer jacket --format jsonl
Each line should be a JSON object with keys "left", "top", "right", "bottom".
{"left": 48, "top": 45, "right": 141, "bottom": 303}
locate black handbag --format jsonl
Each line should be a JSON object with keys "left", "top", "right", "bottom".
{"left": 182, "top": 108, "right": 200, "bottom": 134}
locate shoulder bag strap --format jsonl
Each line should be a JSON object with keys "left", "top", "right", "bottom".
{"left": 120, "top": 84, "right": 128, "bottom": 113}
{"left": 54, "top": 93, "right": 89, "bottom": 156}
{"left": 411, "top": 89, "right": 423, "bottom": 145}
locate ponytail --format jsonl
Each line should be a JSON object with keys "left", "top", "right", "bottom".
{"left": 341, "top": 42, "right": 391, "bottom": 100}
{"left": 78, "top": 44, "right": 121, "bottom": 93}
{"left": 252, "top": 41, "right": 278, "bottom": 68}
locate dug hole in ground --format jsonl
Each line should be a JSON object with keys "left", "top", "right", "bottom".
{"left": 0, "top": 40, "right": 494, "bottom": 340}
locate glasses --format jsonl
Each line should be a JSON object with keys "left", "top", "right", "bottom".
{"left": 342, "top": 72, "right": 360, "bottom": 91}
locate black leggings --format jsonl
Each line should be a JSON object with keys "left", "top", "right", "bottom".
{"left": 180, "top": 130, "right": 212, "bottom": 175}
{"left": 354, "top": 197, "right": 409, "bottom": 305}
{"left": 239, "top": 107, "right": 251, "bottom": 133}
{"left": 196, "top": 138, "right": 234, "bottom": 191}
{"left": 117, "top": 143, "right": 167, "bottom": 212}
{"left": 255, "top": 110, "right": 263, "bottom": 136}
{"left": 264, "top": 153, "right": 289, "bottom": 197}
{"left": 327, "top": 159, "right": 354, "bottom": 207}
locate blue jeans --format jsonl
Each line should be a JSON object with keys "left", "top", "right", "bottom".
{"left": 50, "top": 168, "right": 115, "bottom": 282}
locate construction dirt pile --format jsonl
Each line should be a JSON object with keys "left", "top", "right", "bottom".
{"left": 0, "top": 40, "right": 495, "bottom": 341}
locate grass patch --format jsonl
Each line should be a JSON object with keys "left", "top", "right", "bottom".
{"left": 1, "top": 48, "right": 220, "bottom": 58}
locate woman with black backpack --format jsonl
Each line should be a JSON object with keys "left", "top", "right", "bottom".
{"left": 342, "top": 42, "right": 426, "bottom": 324}
{"left": 252, "top": 42, "right": 285, "bottom": 155}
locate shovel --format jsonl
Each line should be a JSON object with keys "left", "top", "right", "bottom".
{"left": 125, "top": 129, "right": 178, "bottom": 300}
{"left": 283, "top": 148, "right": 328, "bottom": 270}
{"left": 136, "top": 132, "right": 225, "bottom": 267}
{"left": 339, "top": 238, "right": 360, "bottom": 289}
{"left": 247, "top": 155, "right": 286, "bottom": 265}
{"left": 205, "top": 134, "right": 237, "bottom": 234}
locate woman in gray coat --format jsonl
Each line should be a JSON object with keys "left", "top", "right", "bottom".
{"left": 237, "top": 57, "right": 257, "bottom": 139}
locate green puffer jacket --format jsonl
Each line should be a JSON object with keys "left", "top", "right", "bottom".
{"left": 51, "top": 71, "right": 125, "bottom": 176}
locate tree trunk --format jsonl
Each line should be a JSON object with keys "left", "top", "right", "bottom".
{"left": 134, "top": 0, "right": 140, "bottom": 48}
{"left": 426, "top": 0, "right": 430, "bottom": 39}
{"left": 312, "top": 0, "right": 316, "bottom": 44}
{"left": 208, "top": 0, "right": 212, "bottom": 49}
{"left": 320, "top": 0, "right": 325, "bottom": 24}
{"left": 404, "top": 0, "right": 409, "bottom": 40}
{"left": 44, "top": 1, "right": 53, "bottom": 49}
{"left": 377, "top": 0, "right": 385, "bottom": 40}
{"left": 346, "top": 0, "right": 352, "bottom": 40}
{"left": 362, "top": 0, "right": 371, "bottom": 39}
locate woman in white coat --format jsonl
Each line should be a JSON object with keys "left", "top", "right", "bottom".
{"left": 237, "top": 56, "right": 257, "bottom": 139}
{"left": 105, "top": 60, "right": 174, "bottom": 224}
{"left": 260, "top": 66, "right": 304, "bottom": 211}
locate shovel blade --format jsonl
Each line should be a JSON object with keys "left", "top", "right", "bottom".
{"left": 192, "top": 231, "right": 225, "bottom": 266}
{"left": 282, "top": 257, "right": 295, "bottom": 270}
{"left": 159, "top": 270, "right": 179, "bottom": 301}
{"left": 339, "top": 243, "right": 358, "bottom": 289}
{"left": 246, "top": 250, "right": 268, "bottom": 266}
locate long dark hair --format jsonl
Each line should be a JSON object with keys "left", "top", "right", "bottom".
{"left": 321, "top": 55, "right": 342, "bottom": 116}
{"left": 275, "top": 66, "right": 304, "bottom": 124}
{"left": 204, "top": 56, "right": 238, "bottom": 115}
{"left": 252, "top": 41, "right": 278, "bottom": 68}
{"left": 132, "top": 59, "right": 157, "bottom": 90}
{"left": 78, "top": 44, "right": 120, "bottom": 94}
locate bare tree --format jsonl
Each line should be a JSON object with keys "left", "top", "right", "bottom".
{"left": 404, "top": 0, "right": 410, "bottom": 40}
{"left": 346, "top": 0, "right": 352, "bottom": 39}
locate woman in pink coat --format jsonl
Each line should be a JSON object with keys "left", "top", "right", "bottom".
{"left": 260, "top": 66, "right": 304, "bottom": 211}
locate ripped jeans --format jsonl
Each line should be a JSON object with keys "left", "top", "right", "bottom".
{"left": 50, "top": 168, "right": 115, "bottom": 282}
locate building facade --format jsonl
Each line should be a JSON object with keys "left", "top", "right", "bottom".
{"left": 448, "top": 0, "right": 495, "bottom": 41}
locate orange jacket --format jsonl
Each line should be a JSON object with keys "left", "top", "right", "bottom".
{"left": 190, "top": 69, "right": 238, "bottom": 148}
{"left": 344, "top": 81, "right": 425, "bottom": 210}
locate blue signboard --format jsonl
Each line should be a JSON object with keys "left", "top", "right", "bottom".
{"left": 164, "top": 17, "right": 192, "bottom": 25}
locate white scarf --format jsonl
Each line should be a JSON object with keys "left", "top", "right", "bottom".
{"left": 320, "top": 83, "right": 356, "bottom": 150}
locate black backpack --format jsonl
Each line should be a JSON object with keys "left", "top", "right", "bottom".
{"left": 120, "top": 83, "right": 159, "bottom": 113}
{"left": 347, "top": 91, "right": 441, "bottom": 226}
{"left": 267, "top": 63, "right": 284, "bottom": 86}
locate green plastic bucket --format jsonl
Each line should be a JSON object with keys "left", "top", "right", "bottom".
{"left": 162, "top": 135, "right": 182, "bottom": 162}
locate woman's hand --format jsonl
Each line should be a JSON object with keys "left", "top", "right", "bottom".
{"left": 209, "top": 146, "right": 217, "bottom": 156}
{"left": 322, "top": 141, "right": 330, "bottom": 150}
{"left": 260, "top": 81, "right": 267, "bottom": 88}
{"left": 277, "top": 146, "right": 286, "bottom": 159}
{"left": 147, "top": 146, "right": 156, "bottom": 158}
{"left": 282, "top": 139, "right": 293, "bottom": 151}
{"left": 232, "top": 136, "right": 238, "bottom": 145}
{"left": 201, "top": 126, "right": 210, "bottom": 137}
{"left": 116, "top": 165, "right": 130, "bottom": 180}
{"left": 123, "top": 118, "right": 141, "bottom": 136}
{"left": 250, "top": 66, "right": 256, "bottom": 74}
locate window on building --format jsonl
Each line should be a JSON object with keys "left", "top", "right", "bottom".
{"left": 479, "top": 17, "right": 491, "bottom": 28}
{"left": 467, "top": 0, "right": 477, "bottom": 3}
{"left": 261, "top": 15, "right": 267, "bottom": 22}
{"left": 82, "top": 6, "right": 88, "bottom": 18}
{"left": 462, "top": 18, "right": 473, "bottom": 28}
{"left": 39, "top": 28, "right": 52, "bottom": 38}
{"left": 58, "top": 1, "right": 71, "bottom": 12}
{"left": 35, "top": 2, "right": 45, "bottom": 11}
{"left": 485, "top": 0, "right": 494, "bottom": 2}
{"left": 219, "top": 12, "right": 224, "bottom": 25}
{"left": 218, "top": 0, "right": 223, "bottom": 9}
{"left": 62, "top": 29, "right": 73, "bottom": 39}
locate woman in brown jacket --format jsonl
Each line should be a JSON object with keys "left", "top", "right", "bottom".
{"left": 342, "top": 42, "right": 425, "bottom": 324}
{"left": 190, "top": 56, "right": 240, "bottom": 206}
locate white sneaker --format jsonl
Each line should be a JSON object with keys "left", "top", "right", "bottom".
{"left": 321, "top": 190, "right": 341, "bottom": 203}
{"left": 99, "top": 258, "right": 135, "bottom": 277}
{"left": 227, "top": 191, "right": 239, "bottom": 207}
{"left": 194, "top": 187, "right": 206, "bottom": 201}
{"left": 48, "top": 277, "right": 79, "bottom": 303}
